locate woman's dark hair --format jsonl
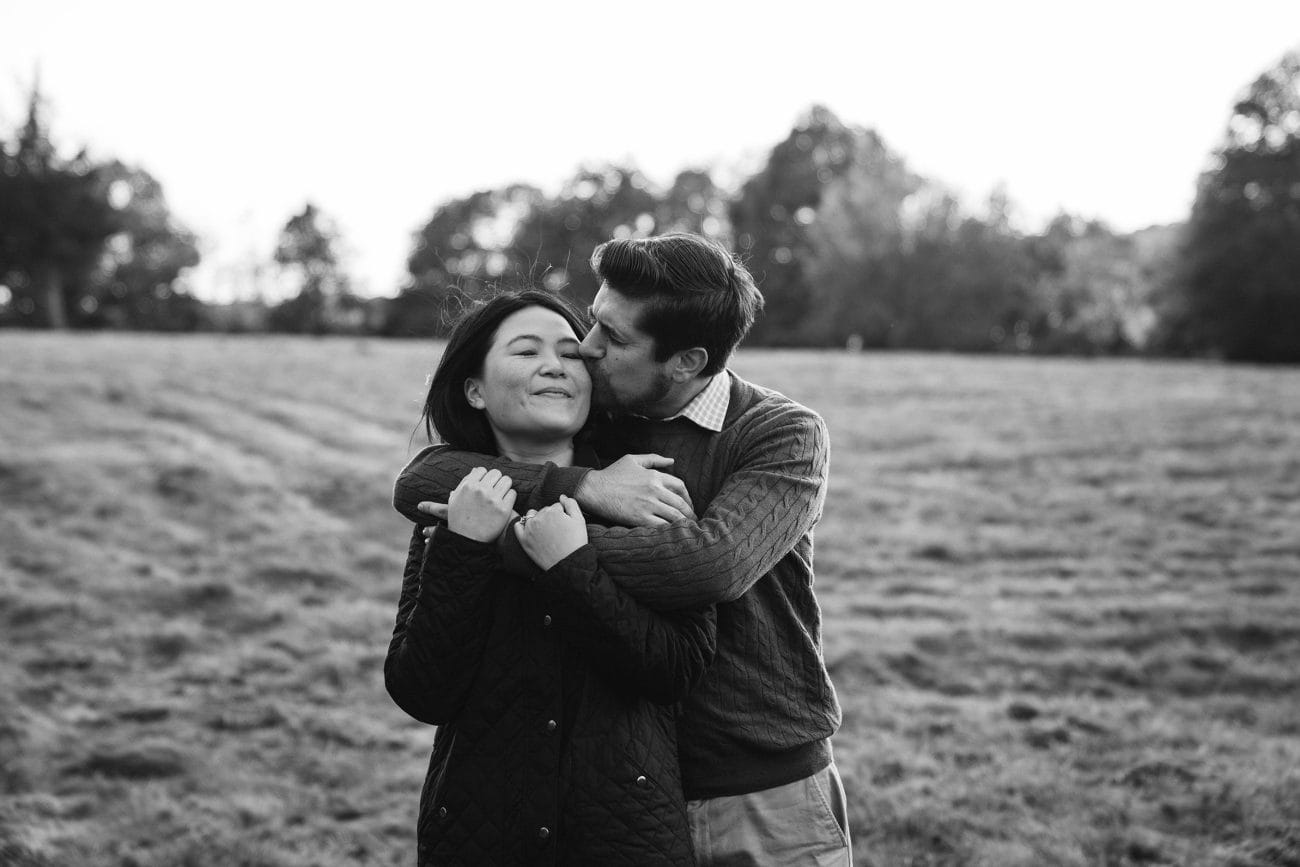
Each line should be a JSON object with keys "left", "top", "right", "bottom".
{"left": 419, "top": 288, "right": 590, "bottom": 453}
{"left": 590, "top": 233, "right": 763, "bottom": 376}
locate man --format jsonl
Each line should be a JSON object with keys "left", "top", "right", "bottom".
{"left": 394, "top": 233, "right": 850, "bottom": 865}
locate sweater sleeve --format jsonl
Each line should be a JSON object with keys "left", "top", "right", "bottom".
{"left": 393, "top": 401, "right": 829, "bottom": 612}
{"left": 383, "top": 525, "right": 500, "bottom": 725}
{"left": 582, "top": 403, "right": 829, "bottom": 610}
{"left": 393, "top": 445, "right": 589, "bottom": 524}
{"left": 536, "top": 546, "right": 717, "bottom": 705}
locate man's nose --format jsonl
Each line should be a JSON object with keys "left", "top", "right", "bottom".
{"left": 579, "top": 332, "right": 603, "bottom": 359}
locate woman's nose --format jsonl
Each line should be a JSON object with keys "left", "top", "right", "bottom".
{"left": 538, "top": 350, "right": 566, "bottom": 375}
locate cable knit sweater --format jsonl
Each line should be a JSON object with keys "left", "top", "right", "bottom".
{"left": 394, "top": 372, "right": 841, "bottom": 798}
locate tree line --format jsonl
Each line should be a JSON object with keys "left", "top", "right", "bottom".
{"left": 2, "top": 50, "right": 1297, "bottom": 362}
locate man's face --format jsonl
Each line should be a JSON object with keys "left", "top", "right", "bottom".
{"left": 579, "top": 283, "right": 674, "bottom": 414}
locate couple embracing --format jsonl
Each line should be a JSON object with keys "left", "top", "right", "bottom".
{"left": 385, "top": 233, "right": 849, "bottom": 865}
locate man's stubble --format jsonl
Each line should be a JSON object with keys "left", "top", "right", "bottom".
{"left": 588, "top": 364, "right": 675, "bottom": 417}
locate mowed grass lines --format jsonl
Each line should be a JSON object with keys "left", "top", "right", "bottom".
{"left": 730, "top": 351, "right": 1300, "bottom": 867}
{"left": 2, "top": 332, "right": 1298, "bottom": 866}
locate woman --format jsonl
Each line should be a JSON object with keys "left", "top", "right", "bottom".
{"left": 385, "top": 289, "right": 715, "bottom": 866}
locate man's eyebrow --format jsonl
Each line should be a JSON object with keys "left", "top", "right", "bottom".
{"left": 588, "top": 306, "right": 625, "bottom": 339}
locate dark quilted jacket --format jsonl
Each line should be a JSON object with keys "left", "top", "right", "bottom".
{"left": 385, "top": 521, "right": 717, "bottom": 866}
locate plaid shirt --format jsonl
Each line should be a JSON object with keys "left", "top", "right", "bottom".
{"left": 659, "top": 370, "right": 731, "bottom": 432}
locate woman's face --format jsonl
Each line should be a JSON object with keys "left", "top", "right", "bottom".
{"left": 465, "top": 305, "right": 592, "bottom": 448}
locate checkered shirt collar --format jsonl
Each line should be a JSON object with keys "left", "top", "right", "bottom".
{"left": 660, "top": 370, "right": 731, "bottom": 432}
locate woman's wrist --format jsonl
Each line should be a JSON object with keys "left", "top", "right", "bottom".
{"left": 447, "top": 518, "right": 508, "bottom": 543}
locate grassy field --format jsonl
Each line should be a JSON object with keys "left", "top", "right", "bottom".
{"left": 1, "top": 332, "right": 1297, "bottom": 866}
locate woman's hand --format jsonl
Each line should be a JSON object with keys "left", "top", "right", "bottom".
{"left": 515, "top": 495, "right": 588, "bottom": 570}
{"left": 447, "top": 467, "right": 517, "bottom": 543}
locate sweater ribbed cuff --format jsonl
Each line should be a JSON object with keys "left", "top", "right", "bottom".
{"left": 532, "top": 462, "right": 590, "bottom": 510}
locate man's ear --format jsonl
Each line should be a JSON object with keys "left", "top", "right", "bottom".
{"left": 464, "top": 378, "right": 487, "bottom": 410}
{"left": 670, "top": 347, "right": 709, "bottom": 382}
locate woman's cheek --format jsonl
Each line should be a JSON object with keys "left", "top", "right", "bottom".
{"left": 570, "top": 361, "right": 592, "bottom": 390}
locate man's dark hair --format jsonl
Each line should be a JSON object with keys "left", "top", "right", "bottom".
{"left": 590, "top": 233, "right": 763, "bottom": 376}
{"left": 419, "top": 288, "right": 590, "bottom": 453}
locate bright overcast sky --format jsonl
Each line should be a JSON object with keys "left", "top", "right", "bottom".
{"left": 4, "top": 0, "right": 1299, "bottom": 301}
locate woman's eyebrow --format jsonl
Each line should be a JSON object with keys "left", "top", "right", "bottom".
{"left": 505, "top": 334, "right": 580, "bottom": 346}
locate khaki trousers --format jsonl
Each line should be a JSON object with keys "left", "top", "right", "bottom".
{"left": 686, "top": 763, "right": 853, "bottom": 866}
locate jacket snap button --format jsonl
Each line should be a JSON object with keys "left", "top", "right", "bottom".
{"left": 543, "top": 614, "right": 552, "bottom": 627}
{"left": 545, "top": 719, "right": 557, "bottom": 732}
{"left": 636, "top": 775, "right": 648, "bottom": 788}
{"left": 538, "top": 826, "right": 550, "bottom": 839}
{"left": 438, "top": 806, "right": 447, "bottom": 818}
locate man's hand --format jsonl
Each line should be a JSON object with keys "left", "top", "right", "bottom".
{"left": 446, "top": 467, "right": 517, "bottom": 543}
{"left": 515, "top": 495, "right": 589, "bottom": 570}
{"left": 575, "top": 454, "right": 695, "bottom": 527}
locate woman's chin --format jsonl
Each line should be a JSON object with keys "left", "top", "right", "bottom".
{"left": 510, "top": 415, "right": 586, "bottom": 442}
{"left": 532, "top": 403, "right": 589, "bottom": 434}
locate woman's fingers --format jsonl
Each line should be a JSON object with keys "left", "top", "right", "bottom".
{"left": 528, "top": 501, "right": 581, "bottom": 530}
{"left": 468, "top": 468, "right": 512, "bottom": 499}
{"left": 455, "top": 468, "right": 515, "bottom": 507}
{"left": 418, "top": 501, "right": 449, "bottom": 520}
{"left": 514, "top": 498, "right": 589, "bottom": 570}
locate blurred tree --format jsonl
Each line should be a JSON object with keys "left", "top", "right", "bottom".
{"left": 1171, "top": 49, "right": 1300, "bottom": 362}
{"left": 514, "top": 163, "right": 660, "bottom": 307}
{"left": 732, "top": 105, "right": 919, "bottom": 344}
{"left": 1030, "top": 215, "right": 1167, "bottom": 354}
{"left": 799, "top": 157, "right": 926, "bottom": 345}
{"left": 391, "top": 184, "right": 545, "bottom": 336}
{"left": 72, "top": 161, "right": 204, "bottom": 329}
{"left": 408, "top": 185, "right": 544, "bottom": 291}
{"left": 884, "top": 190, "right": 1045, "bottom": 352}
{"left": 394, "top": 165, "right": 659, "bottom": 335}
{"left": 657, "top": 168, "right": 731, "bottom": 241}
{"left": 269, "top": 203, "right": 359, "bottom": 334}
{"left": 0, "top": 82, "right": 119, "bottom": 328}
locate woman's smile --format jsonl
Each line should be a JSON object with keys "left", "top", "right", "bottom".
{"left": 533, "top": 386, "right": 574, "bottom": 397}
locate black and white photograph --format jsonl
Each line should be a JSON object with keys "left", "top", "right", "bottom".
{"left": 2, "top": 1, "right": 1299, "bottom": 864}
